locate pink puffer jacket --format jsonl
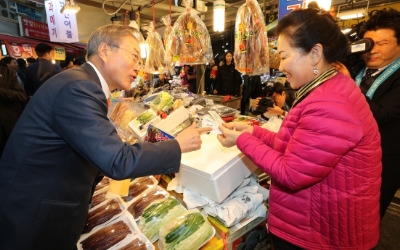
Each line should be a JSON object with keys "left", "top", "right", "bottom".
{"left": 237, "top": 73, "right": 381, "bottom": 249}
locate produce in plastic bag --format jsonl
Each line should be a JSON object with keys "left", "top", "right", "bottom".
{"left": 144, "top": 21, "right": 167, "bottom": 74}
{"left": 149, "top": 91, "right": 174, "bottom": 112}
{"left": 234, "top": 0, "right": 270, "bottom": 75}
{"left": 158, "top": 210, "right": 214, "bottom": 250}
{"left": 167, "top": 0, "right": 212, "bottom": 65}
{"left": 139, "top": 197, "right": 187, "bottom": 243}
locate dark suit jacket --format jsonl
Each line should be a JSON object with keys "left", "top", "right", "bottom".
{"left": 24, "top": 58, "right": 61, "bottom": 96}
{"left": 366, "top": 67, "right": 400, "bottom": 215}
{"left": 0, "top": 63, "right": 181, "bottom": 249}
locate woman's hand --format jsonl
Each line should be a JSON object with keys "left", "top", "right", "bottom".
{"left": 217, "top": 122, "right": 253, "bottom": 147}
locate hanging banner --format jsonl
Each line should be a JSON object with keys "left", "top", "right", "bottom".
{"left": 44, "top": 0, "right": 79, "bottom": 43}
{"left": 278, "top": 0, "right": 305, "bottom": 20}
{"left": 18, "top": 16, "right": 50, "bottom": 41}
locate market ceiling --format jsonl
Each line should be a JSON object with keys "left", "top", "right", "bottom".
{"left": 23, "top": 0, "right": 392, "bottom": 39}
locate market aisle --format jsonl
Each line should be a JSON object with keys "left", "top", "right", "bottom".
{"left": 375, "top": 189, "right": 400, "bottom": 250}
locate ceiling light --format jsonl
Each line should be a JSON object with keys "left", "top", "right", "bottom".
{"left": 336, "top": 0, "right": 368, "bottom": 20}
{"left": 213, "top": 0, "right": 225, "bottom": 32}
{"left": 61, "top": 0, "right": 81, "bottom": 15}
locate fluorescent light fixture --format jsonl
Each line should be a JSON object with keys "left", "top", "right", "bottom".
{"left": 61, "top": 0, "right": 81, "bottom": 15}
{"left": 337, "top": 0, "right": 368, "bottom": 20}
{"left": 213, "top": 0, "right": 225, "bottom": 32}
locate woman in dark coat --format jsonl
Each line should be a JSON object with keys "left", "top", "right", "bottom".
{"left": 213, "top": 51, "right": 242, "bottom": 96}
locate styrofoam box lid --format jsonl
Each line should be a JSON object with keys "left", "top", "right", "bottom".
{"left": 180, "top": 133, "right": 253, "bottom": 178}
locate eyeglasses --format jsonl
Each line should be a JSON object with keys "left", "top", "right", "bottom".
{"left": 108, "top": 43, "right": 141, "bottom": 64}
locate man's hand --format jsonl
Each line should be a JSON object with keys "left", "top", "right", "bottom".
{"left": 175, "top": 123, "right": 212, "bottom": 153}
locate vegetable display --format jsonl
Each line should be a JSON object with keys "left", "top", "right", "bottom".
{"left": 159, "top": 210, "right": 214, "bottom": 250}
{"left": 139, "top": 197, "right": 187, "bottom": 243}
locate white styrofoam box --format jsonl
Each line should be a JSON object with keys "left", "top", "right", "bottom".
{"left": 154, "top": 106, "right": 189, "bottom": 134}
{"left": 176, "top": 133, "right": 257, "bottom": 202}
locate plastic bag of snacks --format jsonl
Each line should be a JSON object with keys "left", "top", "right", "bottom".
{"left": 144, "top": 21, "right": 167, "bottom": 74}
{"left": 161, "top": 15, "right": 174, "bottom": 74}
{"left": 234, "top": 0, "right": 270, "bottom": 75}
{"left": 166, "top": 0, "right": 212, "bottom": 65}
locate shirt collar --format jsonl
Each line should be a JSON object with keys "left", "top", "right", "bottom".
{"left": 87, "top": 61, "right": 111, "bottom": 99}
{"left": 293, "top": 67, "right": 337, "bottom": 107}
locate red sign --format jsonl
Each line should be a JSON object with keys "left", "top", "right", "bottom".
{"left": 18, "top": 16, "right": 50, "bottom": 41}
{"left": 4, "top": 41, "right": 35, "bottom": 58}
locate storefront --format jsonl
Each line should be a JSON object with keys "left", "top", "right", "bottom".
{"left": 0, "top": 33, "right": 86, "bottom": 60}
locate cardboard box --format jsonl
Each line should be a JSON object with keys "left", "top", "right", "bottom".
{"left": 176, "top": 133, "right": 257, "bottom": 202}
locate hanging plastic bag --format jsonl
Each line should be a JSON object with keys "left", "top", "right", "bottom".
{"left": 161, "top": 15, "right": 174, "bottom": 74}
{"left": 234, "top": 0, "right": 270, "bottom": 75}
{"left": 144, "top": 21, "right": 167, "bottom": 74}
{"left": 167, "top": 0, "right": 212, "bottom": 65}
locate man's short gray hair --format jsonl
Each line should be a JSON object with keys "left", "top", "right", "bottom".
{"left": 87, "top": 24, "right": 143, "bottom": 58}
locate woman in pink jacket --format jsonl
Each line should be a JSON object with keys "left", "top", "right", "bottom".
{"left": 218, "top": 9, "right": 381, "bottom": 249}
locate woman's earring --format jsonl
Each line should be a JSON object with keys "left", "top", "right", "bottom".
{"left": 313, "top": 67, "right": 318, "bottom": 75}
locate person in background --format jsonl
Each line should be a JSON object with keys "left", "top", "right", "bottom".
{"left": 355, "top": 8, "right": 400, "bottom": 219}
{"left": 153, "top": 72, "right": 169, "bottom": 88}
{"left": 250, "top": 81, "right": 295, "bottom": 119}
{"left": 0, "top": 24, "right": 211, "bottom": 249}
{"left": 0, "top": 56, "right": 18, "bottom": 71}
{"left": 217, "top": 9, "right": 381, "bottom": 249}
{"left": 24, "top": 43, "right": 62, "bottom": 96}
{"left": 0, "top": 62, "right": 28, "bottom": 157}
{"left": 183, "top": 64, "right": 196, "bottom": 93}
{"left": 204, "top": 59, "right": 218, "bottom": 94}
{"left": 26, "top": 57, "right": 36, "bottom": 65}
{"left": 74, "top": 56, "right": 86, "bottom": 66}
{"left": 15, "top": 58, "right": 27, "bottom": 87}
{"left": 213, "top": 51, "right": 242, "bottom": 96}
{"left": 60, "top": 54, "right": 75, "bottom": 70}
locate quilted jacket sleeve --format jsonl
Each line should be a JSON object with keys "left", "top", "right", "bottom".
{"left": 237, "top": 91, "right": 365, "bottom": 191}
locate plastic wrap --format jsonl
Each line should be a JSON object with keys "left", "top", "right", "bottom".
{"left": 144, "top": 21, "right": 167, "bottom": 74}
{"left": 158, "top": 209, "right": 214, "bottom": 250}
{"left": 161, "top": 15, "right": 174, "bottom": 74}
{"left": 139, "top": 197, "right": 187, "bottom": 243}
{"left": 234, "top": 0, "right": 270, "bottom": 75}
{"left": 166, "top": 0, "right": 212, "bottom": 65}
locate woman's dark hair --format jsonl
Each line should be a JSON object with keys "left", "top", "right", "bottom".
{"left": 222, "top": 51, "right": 234, "bottom": 65}
{"left": 359, "top": 8, "right": 400, "bottom": 45}
{"left": 276, "top": 8, "right": 348, "bottom": 63}
{"left": 273, "top": 81, "right": 296, "bottom": 107}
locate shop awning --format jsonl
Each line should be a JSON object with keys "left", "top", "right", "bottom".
{"left": 0, "top": 33, "right": 86, "bottom": 59}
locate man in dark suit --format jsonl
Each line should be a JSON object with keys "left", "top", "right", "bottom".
{"left": 355, "top": 8, "right": 400, "bottom": 219}
{"left": 0, "top": 24, "right": 210, "bottom": 249}
{"left": 23, "top": 43, "right": 61, "bottom": 96}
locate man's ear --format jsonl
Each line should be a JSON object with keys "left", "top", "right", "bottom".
{"left": 98, "top": 42, "right": 110, "bottom": 61}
